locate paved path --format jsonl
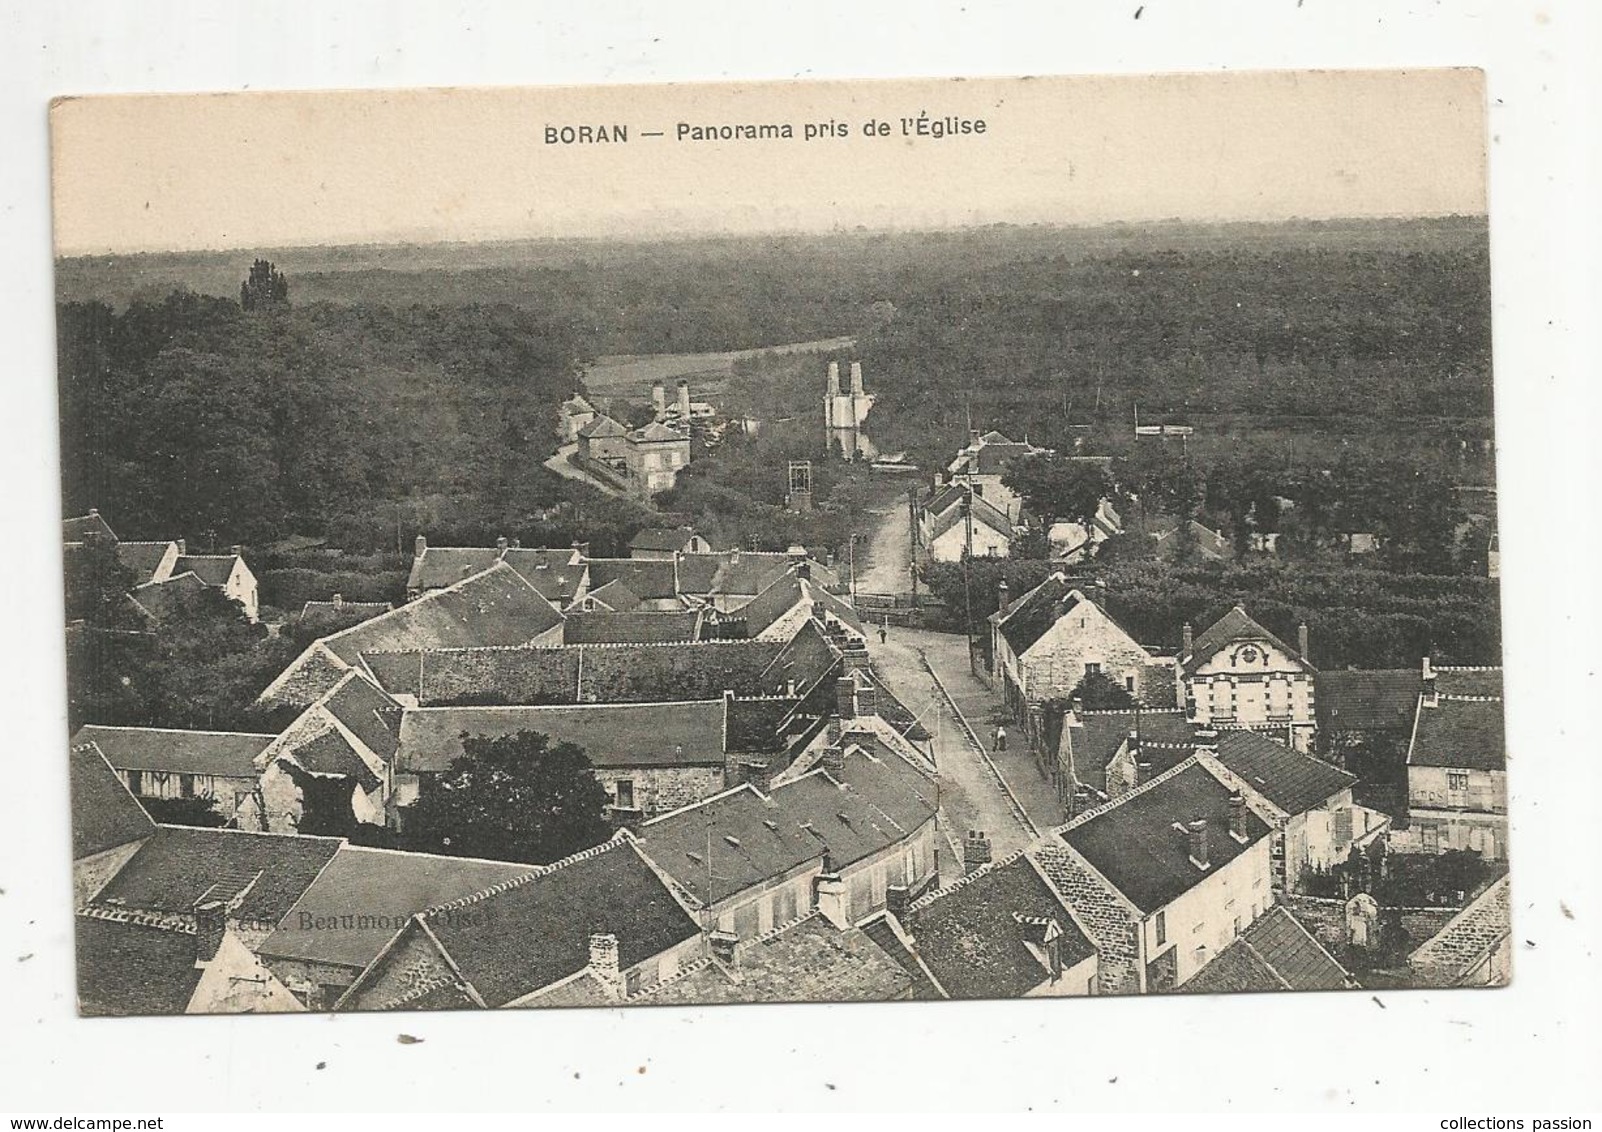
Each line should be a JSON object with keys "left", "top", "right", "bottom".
{"left": 544, "top": 443, "right": 631, "bottom": 498}
{"left": 871, "top": 628, "right": 1063, "bottom": 860}
{"left": 853, "top": 489, "right": 915, "bottom": 596}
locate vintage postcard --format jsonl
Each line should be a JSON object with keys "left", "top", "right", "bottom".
{"left": 52, "top": 69, "right": 1505, "bottom": 1016}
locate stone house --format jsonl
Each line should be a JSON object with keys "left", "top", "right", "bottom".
{"left": 559, "top": 392, "right": 597, "bottom": 443}
{"left": 1196, "top": 729, "right": 1389, "bottom": 893}
{"left": 1403, "top": 667, "right": 1506, "bottom": 860}
{"left": 894, "top": 851, "right": 1100, "bottom": 998}
{"left": 63, "top": 510, "right": 261, "bottom": 623}
{"left": 1034, "top": 757, "right": 1276, "bottom": 994}
{"left": 921, "top": 487, "right": 1014, "bottom": 562}
{"left": 71, "top": 724, "right": 275, "bottom": 825}
{"left": 255, "top": 843, "right": 533, "bottom": 1009}
{"left": 1054, "top": 707, "right": 1198, "bottom": 811}
{"left": 628, "top": 526, "right": 711, "bottom": 559}
{"left": 336, "top": 836, "right": 705, "bottom": 1010}
{"left": 1180, "top": 905, "right": 1356, "bottom": 993}
{"left": 391, "top": 697, "right": 736, "bottom": 824}
{"left": 623, "top": 421, "right": 692, "bottom": 497}
{"left": 1176, "top": 605, "right": 1318, "bottom": 751}
{"left": 576, "top": 413, "right": 632, "bottom": 470}
{"left": 990, "top": 574, "right": 1157, "bottom": 712}
{"left": 943, "top": 430, "right": 1046, "bottom": 522}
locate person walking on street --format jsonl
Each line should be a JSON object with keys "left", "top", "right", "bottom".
{"left": 994, "top": 723, "right": 1007, "bottom": 752}
{"left": 878, "top": 624, "right": 888, "bottom": 645}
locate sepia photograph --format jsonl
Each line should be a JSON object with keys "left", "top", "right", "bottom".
{"left": 46, "top": 69, "right": 1514, "bottom": 1019}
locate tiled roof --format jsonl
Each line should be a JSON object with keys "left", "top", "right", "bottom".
{"left": 581, "top": 578, "right": 644, "bottom": 612}
{"left": 636, "top": 785, "right": 825, "bottom": 906}
{"left": 395, "top": 699, "right": 729, "bottom": 775}
{"left": 129, "top": 572, "right": 210, "bottom": 619}
{"left": 1315, "top": 669, "right": 1423, "bottom": 731}
{"left": 563, "top": 393, "right": 596, "bottom": 415}
{"left": 925, "top": 493, "right": 1013, "bottom": 544}
{"left": 68, "top": 742, "right": 155, "bottom": 860}
{"left": 1211, "top": 730, "right": 1355, "bottom": 816}
{"left": 636, "top": 914, "right": 916, "bottom": 1005}
{"left": 1184, "top": 906, "right": 1353, "bottom": 993}
{"left": 75, "top": 913, "right": 203, "bottom": 1016}
{"left": 361, "top": 646, "right": 578, "bottom": 704}
{"left": 407, "top": 547, "right": 509, "bottom": 593}
{"left": 318, "top": 562, "right": 563, "bottom": 665}
{"left": 1408, "top": 694, "right": 1505, "bottom": 772}
{"left": 629, "top": 527, "right": 700, "bottom": 553}
{"left": 72, "top": 725, "right": 276, "bottom": 780}
{"left": 770, "top": 763, "right": 936, "bottom": 874}
{"left": 562, "top": 610, "right": 702, "bottom": 644}
{"left": 859, "top": 914, "right": 945, "bottom": 999}
{"left": 257, "top": 845, "right": 533, "bottom": 970}
{"left": 114, "top": 541, "right": 176, "bottom": 583}
{"left": 285, "top": 727, "right": 382, "bottom": 792}
{"left": 1058, "top": 759, "right": 1272, "bottom": 914}
{"left": 90, "top": 827, "right": 342, "bottom": 926}
{"left": 734, "top": 574, "right": 864, "bottom": 640}
{"left": 173, "top": 555, "right": 240, "bottom": 587}
{"left": 499, "top": 548, "right": 586, "bottom": 603}
{"left": 1065, "top": 710, "right": 1197, "bottom": 794}
{"left": 63, "top": 511, "right": 118, "bottom": 543}
{"left": 759, "top": 620, "right": 841, "bottom": 698}
{"left": 995, "top": 573, "right": 1077, "bottom": 657}
{"left": 1435, "top": 667, "right": 1504, "bottom": 698}
{"left": 577, "top": 413, "right": 627, "bottom": 440}
{"left": 1182, "top": 605, "right": 1310, "bottom": 675}
{"left": 321, "top": 673, "right": 403, "bottom": 763}
{"left": 583, "top": 558, "right": 680, "bottom": 601}
{"left": 906, "top": 854, "right": 1096, "bottom": 999}
{"left": 417, "top": 838, "right": 699, "bottom": 1008}
{"left": 1408, "top": 874, "right": 1511, "bottom": 986}
{"left": 631, "top": 421, "right": 687, "bottom": 444}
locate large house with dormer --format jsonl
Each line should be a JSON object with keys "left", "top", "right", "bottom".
{"left": 63, "top": 509, "right": 260, "bottom": 622}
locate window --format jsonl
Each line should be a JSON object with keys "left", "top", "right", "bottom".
{"left": 1124, "top": 674, "right": 1136, "bottom": 693}
{"left": 1085, "top": 662, "right": 1102, "bottom": 677}
{"left": 127, "top": 770, "right": 143, "bottom": 795}
{"left": 624, "top": 968, "right": 642, "bottom": 996}
{"left": 615, "top": 779, "right": 635, "bottom": 810}
{"left": 179, "top": 774, "right": 195, "bottom": 799}
{"left": 1155, "top": 910, "right": 1167, "bottom": 946}
{"left": 1447, "top": 771, "right": 1470, "bottom": 792}
{"left": 1233, "top": 915, "right": 1242, "bottom": 936}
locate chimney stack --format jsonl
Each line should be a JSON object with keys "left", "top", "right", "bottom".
{"left": 332, "top": 593, "right": 343, "bottom": 609}
{"left": 997, "top": 579, "right": 1010, "bottom": 615}
{"left": 854, "top": 679, "right": 877, "bottom": 718}
{"left": 964, "top": 830, "right": 993, "bottom": 873}
{"left": 886, "top": 883, "right": 910, "bottom": 919}
{"left": 827, "top": 360, "right": 841, "bottom": 395}
{"left": 1194, "top": 728, "right": 1219, "bottom": 755}
{"left": 193, "top": 898, "right": 227, "bottom": 965}
{"left": 822, "top": 743, "right": 847, "bottom": 778}
{"left": 1182, "top": 621, "right": 1194, "bottom": 654}
{"left": 1422, "top": 655, "right": 1434, "bottom": 682}
{"left": 1136, "top": 761, "right": 1153, "bottom": 787}
{"left": 88, "top": 507, "right": 99, "bottom": 517}
{"left": 709, "top": 930, "right": 738, "bottom": 964}
{"left": 1188, "top": 819, "right": 1210, "bottom": 870}
{"left": 652, "top": 380, "right": 666, "bottom": 414}
{"left": 229, "top": 544, "right": 242, "bottom": 558}
{"left": 849, "top": 361, "right": 865, "bottom": 395}
{"left": 1297, "top": 621, "right": 1311, "bottom": 661}
{"left": 175, "top": 538, "right": 186, "bottom": 555}
{"left": 794, "top": 560, "right": 811, "bottom": 581}
{"left": 588, "top": 932, "right": 623, "bottom": 998}
{"left": 496, "top": 536, "right": 508, "bottom": 554}
{"left": 414, "top": 535, "right": 427, "bottom": 559}
{"left": 1070, "top": 785, "right": 1094, "bottom": 818}
{"left": 677, "top": 380, "right": 692, "bottom": 420}
{"left": 1229, "top": 792, "right": 1249, "bottom": 843}
{"left": 835, "top": 674, "right": 857, "bottom": 722}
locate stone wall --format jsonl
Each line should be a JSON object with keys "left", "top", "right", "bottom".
{"left": 1030, "top": 844, "right": 1142, "bottom": 995}
{"left": 595, "top": 765, "right": 726, "bottom": 820}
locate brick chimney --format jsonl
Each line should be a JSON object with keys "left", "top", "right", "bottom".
{"left": 854, "top": 679, "right": 877, "bottom": 718}
{"left": 1182, "top": 621, "right": 1194, "bottom": 654}
{"left": 997, "top": 578, "right": 1010, "bottom": 615}
{"left": 88, "top": 507, "right": 99, "bottom": 517}
{"left": 1135, "top": 760, "right": 1153, "bottom": 788}
{"left": 194, "top": 898, "right": 227, "bottom": 965}
{"left": 815, "top": 871, "right": 849, "bottom": 929}
{"left": 174, "top": 538, "right": 186, "bottom": 555}
{"left": 795, "top": 560, "right": 811, "bottom": 581}
{"left": 835, "top": 674, "right": 856, "bottom": 722}
{"left": 1188, "top": 819, "right": 1210, "bottom": 870}
{"left": 496, "top": 536, "right": 508, "bottom": 554}
{"left": 1070, "top": 785, "right": 1094, "bottom": 818}
{"left": 963, "top": 830, "right": 993, "bottom": 873}
{"left": 1229, "top": 792, "right": 1249, "bottom": 843}
{"left": 332, "top": 593, "right": 344, "bottom": 609}
{"left": 1297, "top": 621, "right": 1311, "bottom": 661}
{"left": 588, "top": 932, "right": 622, "bottom": 998}
{"left": 1070, "top": 695, "right": 1084, "bottom": 716}
{"left": 709, "top": 929, "right": 738, "bottom": 964}
{"left": 886, "top": 883, "right": 909, "bottom": 919}
{"left": 822, "top": 744, "right": 847, "bottom": 778}
{"left": 414, "top": 535, "right": 427, "bottom": 558}
{"left": 229, "top": 545, "right": 242, "bottom": 558}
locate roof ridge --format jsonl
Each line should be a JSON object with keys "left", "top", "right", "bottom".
{"left": 338, "top": 843, "right": 538, "bottom": 868}
{"left": 403, "top": 697, "right": 727, "bottom": 716}
{"left": 1055, "top": 755, "right": 1203, "bottom": 831}
{"left": 78, "top": 905, "right": 196, "bottom": 933}
{"left": 421, "top": 837, "right": 628, "bottom": 915}
{"left": 639, "top": 782, "right": 767, "bottom": 827}
{"left": 905, "top": 845, "right": 1034, "bottom": 912}
{"left": 1434, "top": 694, "right": 1502, "bottom": 703}
{"left": 74, "top": 724, "right": 278, "bottom": 740}
{"left": 746, "top": 908, "right": 820, "bottom": 947}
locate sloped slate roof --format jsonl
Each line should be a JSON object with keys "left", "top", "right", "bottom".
{"left": 1066, "top": 710, "right": 1197, "bottom": 793}
{"left": 63, "top": 511, "right": 118, "bottom": 543}
{"left": 1212, "top": 730, "right": 1355, "bottom": 816}
{"left": 500, "top": 548, "right": 586, "bottom": 603}
{"left": 906, "top": 854, "right": 1096, "bottom": 999}
{"left": 417, "top": 839, "right": 699, "bottom": 1008}
{"left": 75, "top": 914, "right": 203, "bottom": 1016}
{"left": 925, "top": 493, "right": 1013, "bottom": 543}
{"left": 321, "top": 674, "right": 403, "bottom": 763}
{"left": 635, "top": 785, "right": 824, "bottom": 906}
{"left": 629, "top": 527, "right": 700, "bottom": 553}
{"left": 581, "top": 579, "right": 644, "bottom": 612}
{"left": 129, "top": 572, "right": 210, "bottom": 619}
{"left": 1182, "top": 605, "right": 1310, "bottom": 675}
{"left": 68, "top": 742, "right": 155, "bottom": 860}
{"left": 1185, "top": 906, "right": 1353, "bottom": 993}
{"left": 583, "top": 558, "right": 680, "bottom": 601}
{"left": 90, "top": 827, "right": 342, "bottom": 926}
{"left": 114, "top": 541, "right": 176, "bottom": 582}
{"left": 996, "top": 573, "right": 1077, "bottom": 657}
{"left": 395, "top": 699, "right": 729, "bottom": 775}
{"left": 173, "top": 555, "right": 240, "bottom": 586}
{"left": 1059, "top": 760, "right": 1272, "bottom": 915}
{"left": 320, "top": 562, "right": 563, "bottom": 665}
{"left": 257, "top": 845, "right": 534, "bottom": 970}
{"left": 562, "top": 610, "right": 702, "bottom": 644}
{"left": 286, "top": 728, "right": 381, "bottom": 792}
{"left": 1315, "top": 669, "right": 1422, "bottom": 732}
{"left": 1408, "top": 695, "right": 1506, "bottom": 772}
{"left": 72, "top": 725, "right": 275, "bottom": 780}
{"left": 407, "top": 547, "right": 508, "bottom": 593}
{"left": 860, "top": 915, "right": 945, "bottom": 999}
{"left": 577, "top": 413, "right": 627, "bottom": 439}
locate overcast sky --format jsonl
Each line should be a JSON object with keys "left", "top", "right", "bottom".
{"left": 50, "top": 69, "right": 1486, "bottom": 255}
